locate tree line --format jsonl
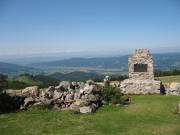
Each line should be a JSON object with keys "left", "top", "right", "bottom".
{"left": 154, "top": 69, "right": 180, "bottom": 77}
{"left": 93, "top": 75, "right": 128, "bottom": 82}
{"left": 93, "top": 69, "right": 180, "bottom": 82}
{"left": 0, "top": 73, "right": 59, "bottom": 92}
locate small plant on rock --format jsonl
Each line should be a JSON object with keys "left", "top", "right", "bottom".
{"left": 100, "top": 86, "right": 125, "bottom": 105}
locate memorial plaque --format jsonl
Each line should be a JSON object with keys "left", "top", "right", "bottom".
{"left": 134, "top": 64, "right": 147, "bottom": 72}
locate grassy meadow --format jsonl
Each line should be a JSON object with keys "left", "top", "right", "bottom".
{"left": 0, "top": 95, "right": 180, "bottom": 135}
{"left": 156, "top": 75, "right": 180, "bottom": 83}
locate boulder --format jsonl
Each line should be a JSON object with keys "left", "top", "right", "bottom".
{"left": 80, "top": 106, "right": 93, "bottom": 113}
{"left": 53, "top": 90, "right": 63, "bottom": 100}
{"left": 166, "top": 88, "right": 180, "bottom": 96}
{"left": 69, "top": 104, "right": 80, "bottom": 113}
{"left": 74, "top": 99, "right": 90, "bottom": 107}
{"left": 22, "top": 86, "right": 39, "bottom": 97}
{"left": 77, "top": 82, "right": 85, "bottom": 89}
{"left": 86, "top": 80, "right": 95, "bottom": 85}
{"left": 46, "top": 86, "right": 55, "bottom": 93}
{"left": 39, "top": 92, "right": 53, "bottom": 104}
{"left": 84, "top": 84, "right": 99, "bottom": 94}
{"left": 88, "top": 94, "right": 98, "bottom": 102}
{"left": 74, "top": 92, "right": 81, "bottom": 99}
{"left": 57, "top": 81, "right": 71, "bottom": 91}
{"left": 65, "top": 94, "right": 74, "bottom": 100}
{"left": 176, "top": 83, "right": 180, "bottom": 90}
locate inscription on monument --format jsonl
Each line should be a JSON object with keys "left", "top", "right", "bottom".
{"left": 134, "top": 64, "right": 147, "bottom": 72}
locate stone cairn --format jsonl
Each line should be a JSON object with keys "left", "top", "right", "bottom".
{"left": 120, "top": 49, "right": 162, "bottom": 94}
{"left": 21, "top": 80, "right": 102, "bottom": 113}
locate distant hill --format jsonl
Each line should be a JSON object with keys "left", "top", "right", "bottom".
{"left": 31, "top": 52, "right": 180, "bottom": 71}
{"left": 0, "top": 62, "right": 42, "bottom": 77}
{"left": 0, "top": 73, "right": 60, "bottom": 90}
{"left": 49, "top": 71, "right": 103, "bottom": 82}
{"left": 0, "top": 62, "right": 32, "bottom": 73}
{"left": 32, "top": 55, "right": 129, "bottom": 69}
{"left": 153, "top": 53, "right": 180, "bottom": 71}
{"left": 14, "top": 74, "right": 59, "bottom": 88}
{"left": 1, "top": 52, "right": 180, "bottom": 77}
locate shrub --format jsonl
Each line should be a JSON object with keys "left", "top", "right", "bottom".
{"left": 0, "top": 93, "right": 25, "bottom": 114}
{"left": 93, "top": 78, "right": 103, "bottom": 82}
{"left": 100, "top": 86, "right": 124, "bottom": 104}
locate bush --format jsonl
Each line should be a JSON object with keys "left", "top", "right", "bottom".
{"left": 93, "top": 78, "right": 103, "bottom": 82}
{"left": 0, "top": 93, "right": 25, "bottom": 114}
{"left": 100, "top": 86, "right": 124, "bottom": 104}
{"left": 154, "top": 69, "right": 180, "bottom": 77}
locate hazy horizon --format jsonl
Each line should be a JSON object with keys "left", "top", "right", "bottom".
{"left": 0, "top": 0, "right": 180, "bottom": 58}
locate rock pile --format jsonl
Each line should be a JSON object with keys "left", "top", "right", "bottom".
{"left": 166, "top": 83, "right": 180, "bottom": 96}
{"left": 21, "top": 80, "right": 103, "bottom": 113}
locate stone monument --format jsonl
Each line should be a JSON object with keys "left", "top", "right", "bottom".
{"left": 120, "top": 49, "right": 161, "bottom": 94}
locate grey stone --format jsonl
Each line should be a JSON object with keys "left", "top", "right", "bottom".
{"left": 84, "top": 85, "right": 93, "bottom": 94}
{"left": 166, "top": 88, "right": 180, "bottom": 96}
{"left": 46, "top": 86, "right": 55, "bottom": 93}
{"left": 58, "top": 81, "right": 71, "bottom": 91}
{"left": 88, "top": 94, "right": 97, "bottom": 102}
{"left": 176, "top": 83, "right": 180, "bottom": 90}
{"left": 24, "top": 97, "right": 35, "bottom": 107}
{"left": 69, "top": 104, "right": 80, "bottom": 112}
{"left": 86, "top": 80, "right": 95, "bottom": 85}
{"left": 77, "top": 82, "right": 85, "bottom": 89}
{"left": 74, "top": 92, "right": 81, "bottom": 99}
{"left": 22, "top": 86, "right": 40, "bottom": 97}
{"left": 39, "top": 92, "right": 53, "bottom": 104}
{"left": 53, "top": 90, "right": 63, "bottom": 100}
{"left": 74, "top": 99, "right": 90, "bottom": 107}
{"left": 20, "top": 80, "right": 103, "bottom": 113}
{"left": 80, "top": 106, "right": 93, "bottom": 113}
{"left": 65, "top": 94, "right": 74, "bottom": 100}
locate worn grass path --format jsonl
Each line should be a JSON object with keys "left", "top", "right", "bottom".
{"left": 0, "top": 95, "right": 180, "bottom": 135}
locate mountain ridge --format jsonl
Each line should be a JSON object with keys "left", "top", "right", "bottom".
{"left": 31, "top": 52, "right": 180, "bottom": 71}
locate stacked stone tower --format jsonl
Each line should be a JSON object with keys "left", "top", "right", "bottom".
{"left": 120, "top": 49, "right": 161, "bottom": 94}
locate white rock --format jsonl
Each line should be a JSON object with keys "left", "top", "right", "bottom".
{"left": 80, "top": 106, "right": 93, "bottom": 113}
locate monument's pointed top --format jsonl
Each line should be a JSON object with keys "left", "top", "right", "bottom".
{"left": 133, "top": 49, "right": 150, "bottom": 57}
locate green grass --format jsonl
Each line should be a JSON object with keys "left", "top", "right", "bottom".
{"left": 156, "top": 75, "right": 180, "bottom": 83}
{"left": 14, "top": 76, "right": 42, "bottom": 86}
{"left": 0, "top": 95, "right": 180, "bottom": 135}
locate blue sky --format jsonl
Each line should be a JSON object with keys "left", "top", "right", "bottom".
{"left": 0, "top": 0, "right": 180, "bottom": 57}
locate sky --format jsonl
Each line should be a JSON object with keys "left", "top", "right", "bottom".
{"left": 0, "top": 0, "right": 180, "bottom": 57}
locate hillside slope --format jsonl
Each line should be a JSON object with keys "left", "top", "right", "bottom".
{"left": 0, "top": 62, "right": 40, "bottom": 77}
{"left": 14, "top": 74, "right": 59, "bottom": 88}
{"left": 49, "top": 71, "right": 103, "bottom": 82}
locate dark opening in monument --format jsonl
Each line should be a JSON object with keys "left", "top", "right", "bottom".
{"left": 134, "top": 64, "right": 147, "bottom": 72}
